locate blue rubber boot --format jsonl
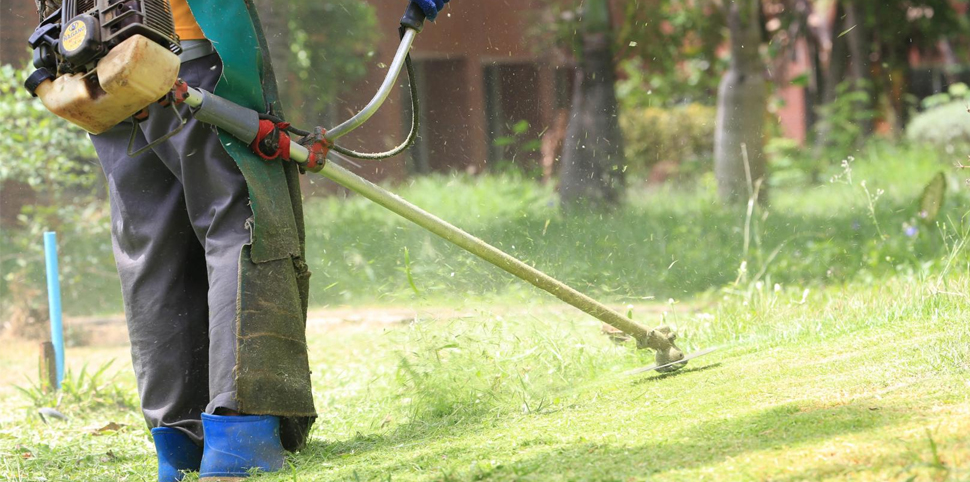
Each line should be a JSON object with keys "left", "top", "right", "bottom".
{"left": 151, "top": 427, "right": 203, "bottom": 482}
{"left": 199, "top": 413, "right": 285, "bottom": 481}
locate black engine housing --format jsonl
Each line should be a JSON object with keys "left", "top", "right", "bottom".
{"left": 58, "top": 13, "right": 103, "bottom": 66}
{"left": 28, "top": 0, "right": 181, "bottom": 77}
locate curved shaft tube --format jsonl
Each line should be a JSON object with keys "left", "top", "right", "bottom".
{"left": 183, "top": 27, "right": 419, "bottom": 150}
{"left": 325, "top": 29, "right": 418, "bottom": 141}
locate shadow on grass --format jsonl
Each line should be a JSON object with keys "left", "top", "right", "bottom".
{"left": 631, "top": 362, "right": 723, "bottom": 384}
{"left": 470, "top": 401, "right": 910, "bottom": 480}
{"left": 301, "top": 403, "right": 497, "bottom": 462}
{"left": 300, "top": 365, "right": 729, "bottom": 464}
{"left": 292, "top": 392, "right": 908, "bottom": 481}
{"left": 766, "top": 436, "right": 968, "bottom": 482}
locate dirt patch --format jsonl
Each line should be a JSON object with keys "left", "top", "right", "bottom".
{"left": 1, "top": 302, "right": 685, "bottom": 348}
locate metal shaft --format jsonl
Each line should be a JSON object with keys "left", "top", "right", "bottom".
{"left": 325, "top": 29, "right": 418, "bottom": 141}
{"left": 317, "top": 161, "right": 659, "bottom": 344}
{"left": 178, "top": 26, "right": 665, "bottom": 348}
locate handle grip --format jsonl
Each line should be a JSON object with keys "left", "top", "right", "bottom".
{"left": 400, "top": 2, "right": 427, "bottom": 32}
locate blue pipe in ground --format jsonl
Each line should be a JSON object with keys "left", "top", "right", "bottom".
{"left": 43, "top": 231, "right": 64, "bottom": 389}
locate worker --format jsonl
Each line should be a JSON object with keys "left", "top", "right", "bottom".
{"left": 87, "top": 0, "right": 450, "bottom": 481}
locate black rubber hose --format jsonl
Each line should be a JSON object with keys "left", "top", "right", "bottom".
{"left": 262, "top": 53, "right": 420, "bottom": 161}
{"left": 329, "top": 53, "right": 419, "bottom": 160}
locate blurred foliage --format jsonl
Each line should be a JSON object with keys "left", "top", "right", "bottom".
{"left": 825, "top": 0, "right": 969, "bottom": 143}
{"left": 619, "top": 103, "right": 716, "bottom": 179}
{"left": 919, "top": 172, "right": 947, "bottom": 225}
{"left": 491, "top": 119, "right": 543, "bottom": 178}
{"left": 0, "top": 65, "right": 114, "bottom": 335}
{"left": 816, "top": 80, "right": 876, "bottom": 152}
{"left": 285, "top": 0, "right": 379, "bottom": 124}
{"left": 920, "top": 82, "right": 970, "bottom": 110}
{"left": 854, "top": 0, "right": 970, "bottom": 68}
{"left": 766, "top": 78, "right": 883, "bottom": 185}
{"left": 299, "top": 142, "right": 967, "bottom": 307}
{"left": 0, "top": 65, "right": 98, "bottom": 190}
{"left": 616, "top": 0, "right": 725, "bottom": 105}
{"left": 907, "top": 83, "right": 970, "bottom": 152}
{"left": 764, "top": 136, "right": 810, "bottom": 187}
{"left": 532, "top": 0, "right": 725, "bottom": 107}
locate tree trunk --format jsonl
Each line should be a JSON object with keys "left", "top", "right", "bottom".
{"left": 795, "top": 0, "right": 821, "bottom": 134}
{"left": 558, "top": 0, "right": 625, "bottom": 210}
{"left": 254, "top": 0, "right": 289, "bottom": 77}
{"left": 253, "top": 0, "right": 291, "bottom": 115}
{"left": 814, "top": 1, "right": 847, "bottom": 155}
{"left": 713, "top": 0, "right": 767, "bottom": 204}
{"left": 843, "top": 1, "right": 873, "bottom": 136}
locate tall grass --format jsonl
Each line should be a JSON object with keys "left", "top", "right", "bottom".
{"left": 1, "top": 139, "right": 968, "bottom": 479}
{"left": 1, "top": 142, "right": 966, "bottom": 317}
{"left": 304, "top": 142, "right": 969, "bottom": 307}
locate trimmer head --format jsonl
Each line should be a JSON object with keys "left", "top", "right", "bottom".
{"left": 639, "top": 326, "right": 686, "bottom": 373}
{"left": 606, "top": 324, "right": 720, "bottom": 375}
{"left": 624, "top": 347, "right": 720, "bottom": 376}
{"left": 634, "top": 326, "right": 684, "bottom": 372}
{"left": 603, "top": 324, "right": 692, "bottom": 372}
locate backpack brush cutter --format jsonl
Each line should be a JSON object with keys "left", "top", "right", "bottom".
{"left": 23, "top": 1, "right": 716, "bottom": 374}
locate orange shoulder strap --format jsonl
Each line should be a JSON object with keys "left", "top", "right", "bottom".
{"left": 170, "top": 0, "right": 206, "bottom": 40}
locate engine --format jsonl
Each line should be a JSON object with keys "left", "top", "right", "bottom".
{"left": 28, "top": 0, "right": 181, "bottom": 77}
{"left": 23, "top": 0, "right": 184, "bottom": 135}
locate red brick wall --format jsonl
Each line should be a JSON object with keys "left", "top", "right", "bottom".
{"left": 1, "top": 1, "right": 37, "bottom": 66}
{"left": 323, "top": 0, "right": 563, "bottom": 184}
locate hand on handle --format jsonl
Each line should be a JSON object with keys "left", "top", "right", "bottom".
{"left": 410, "top": 0, "right": 451, "bottom": 22}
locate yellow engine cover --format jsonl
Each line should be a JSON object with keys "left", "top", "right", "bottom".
{"left": 35, "top": 35, "right": 181, "bottom": 134}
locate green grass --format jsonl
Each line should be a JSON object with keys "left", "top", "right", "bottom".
{"left": 3, "top": 142, "right": 967, "bottom": 318}
{"left": 1, "top": 141, "right": 968, "bottom": 480}
{"left": 304, "top": 143, "right": 969, "bottom": 308}
{"left": 1, "top": 273, "right": 968, "bottom": 481}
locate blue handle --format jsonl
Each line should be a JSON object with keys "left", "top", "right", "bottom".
{"left": 401, "top": 2, "right": 428, "bottom": 32}
{"left": 44, "top": 231, "right": 64, "bottom": 389}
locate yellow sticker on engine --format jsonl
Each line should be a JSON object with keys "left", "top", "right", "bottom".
{"left": 62, "top": 20, "right": 87, "bottom": 52}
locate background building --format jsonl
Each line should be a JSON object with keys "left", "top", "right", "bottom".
{"left": 3, "top": 0, "right": 967, "bottom": 187}
{"left": 0, "top": 1, "right": 574, "bottom": 185}
{"left": 329, "top": 1, "right": 573, "bottom": 182}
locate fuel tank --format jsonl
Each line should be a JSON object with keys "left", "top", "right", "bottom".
{"left": 34, "top": 35, "right": 179, "bottom": 134}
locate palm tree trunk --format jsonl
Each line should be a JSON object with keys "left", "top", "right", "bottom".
{"left": 714, "top": 0, "right": 767, "bottom": 204}
{"left": 843, "top": 1, "right": 873, "bottom": 136}
{"left": 558, "top": 0, "right": 625, "bottom": 210}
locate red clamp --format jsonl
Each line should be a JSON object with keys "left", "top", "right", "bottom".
{"left": 251, "top": 119, "right": 292, "bottom": 161}
{"left": 159, "top": 79, "right": 190, "bottom": 108}
{"left": 136, "top": 79, "right": 191, "bottom": 122}
{"left": 171, "top": 79, "right": 190, "bottom": 106}
{"left": 298, "top": 126, "right": 332, "bottom": 171}
{"left": 133, "top": 107, "right": 150, "bottom": 122}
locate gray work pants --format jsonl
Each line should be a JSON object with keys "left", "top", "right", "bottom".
{"left": 91, "top": 54, "right": 253, "bottom": 445}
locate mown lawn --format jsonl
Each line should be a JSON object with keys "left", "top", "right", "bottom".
{"left": 1, "top": 273, "right": 968, "bottom": 481}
